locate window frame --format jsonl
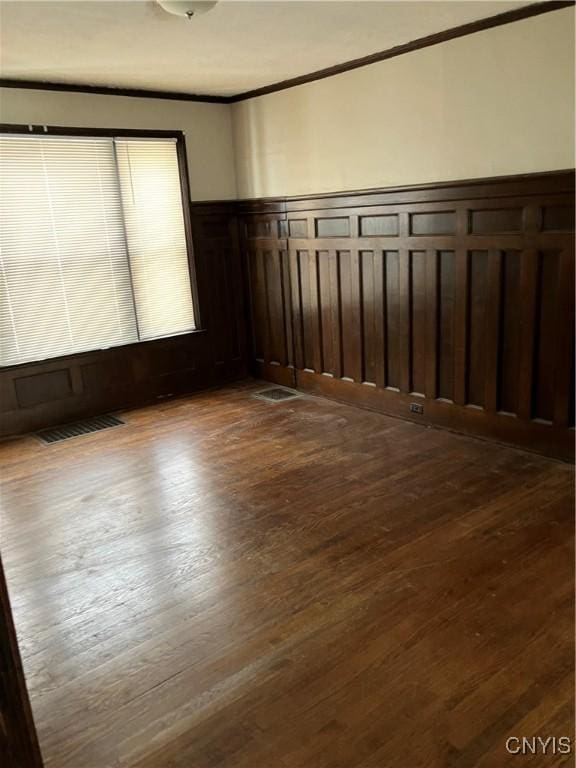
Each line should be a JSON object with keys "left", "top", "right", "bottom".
{"left": 0, "top": 123, "right": 203, "bottom": 371}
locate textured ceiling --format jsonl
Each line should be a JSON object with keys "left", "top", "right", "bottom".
{"left": 0, "top": 1, "right": 532, "bottom": 97}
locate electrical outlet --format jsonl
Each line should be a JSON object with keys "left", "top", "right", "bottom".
{"left": 409, "top": 403, "right": 424, "bottom": 415}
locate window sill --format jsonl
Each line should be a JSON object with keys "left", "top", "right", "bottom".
{"left": 0, "top": 328, "right": 208, "bottom": 373}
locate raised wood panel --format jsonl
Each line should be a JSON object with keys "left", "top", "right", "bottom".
{"left": 196, "top": 216, "right": 233, "bottom": 240}
{"left": 498, "top": 250, "right": 522, "bottom": 414}
{"left": 437, "top": 251, "right": 455, "bottom": 401}
{"left": 246, "top": 217, "right": 280, "bottom": 239}
{"left": 410, "top": 251, "right": 427, "bottom": 395}
{"left": 385, "top": 251, "right": 401, "bottom": 390}
{"left": 570, "top": 355, "right": 575, "bottom": 429}
{"left": 240, "top": 171, "right": 575, "bottom": 460}
{"left": 424, "top": 249, "right": 439, "bottom": 400}
{"left": 316, "top": 217, "right": 350, "bottom": 238}
{"left": 249, "top": 247, "right": 267, "bottom": 361}
{"left": 247, "top": 247, "right": 291, "bottom": 367}
{"left": 467, "top": 251, "right": 488, "bottom": 407}
{"left": 410, "top": 211, "right": 456, "bottom": 235}
{"left": 552, "top": 247, "right": 575, "bottom": 428}
{"left": 267, "top": 250, "right": 289, "bottom": 366}
{"left": 299, "top": 250, "right": 322, "bottom": 372}
{"left": 542, "top": 205, "right": 575, "bottom": 231}
{"left": 317, "top": 250, "right": 342, "bottom": 378}
{"left": 288, "top": 219, "right": 308, "bottom": 238}
{"left": 453, "top": 249, "right": 469, "bottom": 406}
{"left": 471, "top": 207, "right": 523, "bottom": 234}
{"left": 517, "top": 248, "right": 539, "bottom": 421}
{"left": 483, "top": 249, "right": 502, "bottom": 413}
{"left": 360, "top": 215, "right": 398, "bottom": 237}
{"left": 533, "top": 250, "right": 561, "bottom": 423}
{"left": 15, "top": 369, "right": 72, "bottom": 408}
{"left": 202, "top": 243, "right": 245, "bottom": 367}
{"left": 360, "top": 250, "right": 385, "bottom": 387}
{"left": 147, "top": 335, "right": 198, "bottom": 375}
{"left": 339, "top": 251, "right": 363, "bottom": 382}
{"left": 292, "top": 248, "right": 306, "bottom": 368}
{"left": 81, "top": 356, "right": 132, "bottom": 392}
{"left": 397, "top": 249, "right": 412, "bottom": 394}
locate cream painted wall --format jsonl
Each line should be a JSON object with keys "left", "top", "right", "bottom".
{"left": 0, "top": 87, "right": 237, "bottom": 200}
{"left": 1, "top": 9, "right": 574, "bottom": 201}
{"left": 232, "top": 8, "right": 575, "bottom": 199}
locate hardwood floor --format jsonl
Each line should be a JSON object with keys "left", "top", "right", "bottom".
{"left": 0, "top": 381, "right": 573, "bottom": 768}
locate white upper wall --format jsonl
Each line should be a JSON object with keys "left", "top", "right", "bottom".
{"left": 1, "top": 9, "right": 574, "bottom": 202}
{"left": 0, "top": 88, "right": 237, "bottom": 200}
{"left": 0, "top": 1, "right": 529, "bottom": 98}
{"left": 232, "top": 8, "right": 576, "bottom": 199}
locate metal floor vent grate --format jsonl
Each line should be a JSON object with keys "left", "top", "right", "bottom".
{"left": 253, "top": 387, "right": 302, "bottom": 403}
{"left": 36, "top": 414, "right": 125, "bottom": 445}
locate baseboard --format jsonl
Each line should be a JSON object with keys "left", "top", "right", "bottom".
{"left": 0, "top": 362, "right": 247, "bottom": 440}
{"left": 251, "top": 360, "right": 297, "bottom": 388}
{"left": 256, "top": 366, "right": 573, "bottom": 461}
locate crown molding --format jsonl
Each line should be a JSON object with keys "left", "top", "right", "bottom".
{"left": 0, "top": 79, "right": 230, "bottom": 104}
{"left": 1, "top": 1, "right": 572, "bottom": 105}
{"left": 229, "top": 1, "right": 574, "bottom": 102}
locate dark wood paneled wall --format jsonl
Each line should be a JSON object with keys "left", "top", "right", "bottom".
{"left": 2, "top": 171, "right": 573, "bottom": 460}
{"left": 239, "top": 171, "right": 575, "bottom": 460}
{"left": 0, "top": 204, "right": 247, "bottom": 438}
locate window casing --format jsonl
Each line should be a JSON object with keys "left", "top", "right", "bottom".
{"left": 0, "top": 129, "right": 197, "bottom": 368}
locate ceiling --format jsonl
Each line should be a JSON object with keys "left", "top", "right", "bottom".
{"left": 0, "top": 1, "right": 533, "bottom": 98}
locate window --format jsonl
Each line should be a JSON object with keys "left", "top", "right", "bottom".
{"left": 0, "top": 131, "right": 196, "bottom": 367}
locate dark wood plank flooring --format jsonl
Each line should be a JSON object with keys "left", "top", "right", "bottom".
{"left": 0, "top": 381, "right": 573, "bottom": 767}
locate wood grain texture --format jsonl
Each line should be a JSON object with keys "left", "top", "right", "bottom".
{"left": 437, "top": 250, "right": 455, "bottom": 401}
{"left": 1, "top": 381, "right": 573, "bottom": 767}
{"left": 239, "top": 171, "right": 575, "bottom": 459}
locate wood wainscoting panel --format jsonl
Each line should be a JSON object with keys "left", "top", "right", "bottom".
{"left": 316, "top": 216, "right": 350, "bottom": 238}
{"left": 542, "top": 205, "right": 575, "bottom": 231}
{"left": 467, "top": 250, "right": 490, "bottom": 409}
{"left": 239, "top": 206, "right": 295, "bottom": 385}
{"left": 385, "top": 250, "right": 402, "bottom": 390}
{"left": 359, "top": 214, "right": 398, "bottom": 237}
{"left": 470, "top": 207, "right": 523, "bottom": 234}
{"left": 437, "top": 250, "right": 456, "bottom": 402}
{"left": 360, "top": 249, "right": 385, "bottom": 387}
{"left": 15, "top": 369, "right": 73, "bottom": 409}
{"left": 410, "top": 250, "right": 427, "bottom": 396}
{"left": 240, "top": 171, "right": 575, "bottom": 460}
{"left": 410, "top": 210, "right": 456, "bottom": 235}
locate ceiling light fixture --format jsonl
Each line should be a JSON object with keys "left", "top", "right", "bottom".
{"left": 156, "top": 1, "right": 218, "bottom": 19}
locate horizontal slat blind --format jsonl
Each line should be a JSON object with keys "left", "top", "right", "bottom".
{"left": 115, "top": 139, "right": 195, "bottom": 340}
{"left": 0, "top": 136, "right": 138, "bottom": 366}
{"left": 0, "top": 134, "right": 196, "bottom": 367}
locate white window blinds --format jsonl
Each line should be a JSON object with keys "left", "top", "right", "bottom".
{"left": 115, "top": 139, "right": 195, "bottom": 341}
{"left": 0, "top": 133, "right": 196, "bottom": 367}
